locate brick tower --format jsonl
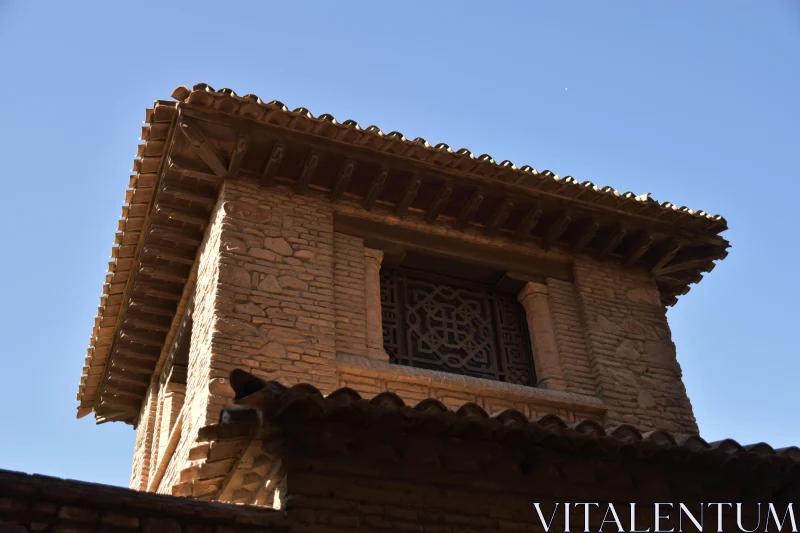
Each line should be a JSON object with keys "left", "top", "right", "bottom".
{"left": 76, "top": 84, "right": 729, "bottom": 499}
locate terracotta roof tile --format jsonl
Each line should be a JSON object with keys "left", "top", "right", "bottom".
{"left": 223, "top": 371, "right": 800, "bottom": 468}
{"left": 173, "top": 83, "right": 726, "bottom": 230}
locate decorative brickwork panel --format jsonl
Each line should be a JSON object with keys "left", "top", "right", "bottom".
{"left": 380, "top": 268, "right": 535, "bottom": 386}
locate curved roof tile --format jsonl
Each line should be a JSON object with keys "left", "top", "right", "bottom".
{"left": 224, "top": 373, "right": 797, "bottom": 466}
{"left": 171, "top": 83, "right": 727, "bottom": 228}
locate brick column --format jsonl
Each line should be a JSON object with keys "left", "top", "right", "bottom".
{"left": 518, "top": 282, "right": 566, "bottom": 391}
{"left": 364, "top": 248, "right": 389, "bottom": 361}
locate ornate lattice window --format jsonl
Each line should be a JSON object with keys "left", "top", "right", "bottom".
{"left": 380, "top": 267, "right": 536, "bottom": 386}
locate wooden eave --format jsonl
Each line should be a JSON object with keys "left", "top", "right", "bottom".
{"left": 77, "top": 84, "right": 731, "bottom": 424}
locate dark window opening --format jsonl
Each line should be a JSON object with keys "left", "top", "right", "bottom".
{"left": 380, "top": 258, "right": 536, "bottom": 386}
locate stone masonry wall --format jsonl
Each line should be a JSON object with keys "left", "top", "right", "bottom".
{"left": 211, "top": 178, "right": 339, "bottom": 395}
{"left": 573, "top": 255, "right": 697, "bottom": 433}
{"left": 134, "top": 179, "right": 699, "bottom": 493}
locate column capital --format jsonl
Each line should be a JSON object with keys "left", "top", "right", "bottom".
{"left": 517, "top": 281, "right": 547, "bottom": 303}
{"left": 364, "top": 248, "right": 384, "bottom": 266}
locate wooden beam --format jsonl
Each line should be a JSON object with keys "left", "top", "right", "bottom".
{"left": 330, "top": 159, "right": 355, "bottom": 202}
{"left": 424, "top": 181, "right": 453, "bottom": 223}
{"left": 148, "top": 225, "right": 203, "bottom": 247}
{"left": 486, "top": 199, "right": 514, "bottom": 236}
{"left": 142, "top": 246, "right": 196, "bottom": 265}
{"left": 160, "top": 185, "right": 216, "bottom": 208}
{"left": 597, "top": 226, "right": 627, "bottom": 259}
{"left": 127, "top": 300, "right": 175, "bottom": 317}
{"left": 179, "top": 122, "right": 228, "bottom": 177}
{"left": 294, "top": 151, "right": 320, "bottom": 194}
{"left": 110, "top": 358, "right": 157, "bottom": 374}
{"left": 96, "top": 406, "right": 138, "bottom": 422}
{"left": 650, "top": 240, "right": 681, "bottom": 273}
{"left": 515, "top": 206, "right": 543, "bottom": 240}
{"left": 108, "top": 372, "right": 151, "bottom": 387}
{"left": 395, "top": 174, "right": 422, "bottom": 218}
{"left": 572, "top": 218, "right": 600, "bottom": 252}
{"left": 119, "top": 330, "right": 166, "bottom": 348}
{"left": 655, "top": 257, "right": 716, "bottom": 276}
{"left": 226, "top": 134, "right": 249, "bottom": 178}
{"left": 543, "top": 213, "right": 572, "bottom": 250}
{"left": 115, "top": 348, "right": 160, "bottom": 362}
{"left": 131, "top": 282, "right": 182, "bottom": 301}
{"left": 455, "top": 189, "right": 484, "bottom": 229}
{"left": 154, "top": 206, "right": 207, "bottom": 227}
{"left": 123, "top": 316, "right": 171, "bottom": 333}
{"left": 658, "top": 268, "right": 704, "bottom": 285}
{"left": 103, "top": 384, "right": 146, "bottom": 399}
{"left": 623, "top": 232, "right": 654, "bottom": 266}
{"left": 260, "top": 143, "right": 285, "bottom": 186}
{"left": 363, "top": 167, "right": 388, "bottom": 210}
{"left": 138, "top": 266, "right": 189, "bottom": 284}
{"left": 334, "top": 212, "right": 573, "bottom": 283}
{"left": 167, "top": 157, "right": 221, "bottom": 183}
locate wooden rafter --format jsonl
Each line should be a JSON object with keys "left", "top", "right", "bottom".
{"left": 597, "top": 225, "right": 627, "bottom": 260}
{"left": 515, "top": 206, "right": 543, "bottom": 240}
{"left": 167, "top": 157, "right": 221, "bottom": 183}
{"left": 623, "top": 232, "right": 654, "bottom": 266}
{"left": 655, "top": 257, "right": 716, "bottom": 276}
{"left": 154, "top": 206, "right": 208, "bottom": 227}
{"left": 142, "top": 246, "right": 196, "bottom": 265}
{"left": 543, "top": 213, "right": 571, "bottom": 250}
{"left": 396, "top": 174, "right": 422, "bottom": 218}
{"left": 179, "top": 122, "right": 228, "bottom": 177}
{"left": 331, "top": 159, "right": 355, "bottom": 202}
{"left": 455, "top": 189, "right": 484, "bottom": 229}
{"left": 364, "top": 167, "right": 388, "bottom": 210}
{"left": 650, "top": 240, "right": 682, "bottom": 273}
{"left": 260, "top": 143, "right": 285, "bottom": 186}
{"left": 572, "top": 218, "right": 600, "bottom": 252}
{"left": 425, "top": 181, "right": 453, "bottom": 223}
{"left": 160, "top": 185, "right": 216, "bottom": 209}
{"left": 486, "top": 199, "right": 514, "bottom": 236}
{"left": 294, "top": 151, "right": 320, "bottom": 194}
{"left": 226, "top": 135, "right": 249, "bottom": 179}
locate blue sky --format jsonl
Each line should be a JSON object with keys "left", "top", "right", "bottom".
{"left": 0, "top": 1, "right": 797, "bottom": 487}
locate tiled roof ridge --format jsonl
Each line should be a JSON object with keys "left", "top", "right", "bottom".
{"left": 226, "top": 371, "right": 800, "bottom": 464}
{"left": 172, "top": 83, "right": 727, "bottom": 228}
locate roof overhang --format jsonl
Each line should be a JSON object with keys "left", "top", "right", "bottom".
{"left": 77, "top": 84, "right": 730, "bottom": 424}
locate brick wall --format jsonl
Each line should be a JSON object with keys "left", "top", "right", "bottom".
{"left": 332, "top": 232, "right": 369, "bottom": 358}
{"left": 573, "top": 256, "right": 697, "bottom": 433}
{"left": 211, "top": 178, "right": 339, "bottom": 393}
{"left": 129, "top": 383, "right": 157, "bottom": 490}
{"left": 546, "top": 277, "right": 598, "bottom": 397}
{"left": 132, "top": 178, "right": 700, "bottom": 493}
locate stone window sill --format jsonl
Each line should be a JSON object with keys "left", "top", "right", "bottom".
{"left": 335, "top": 354, "right": 605, "bottom": 416}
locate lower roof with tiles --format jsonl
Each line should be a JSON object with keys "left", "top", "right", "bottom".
{"left": 169, "top": 370, "right": 800, "bottom": 503}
